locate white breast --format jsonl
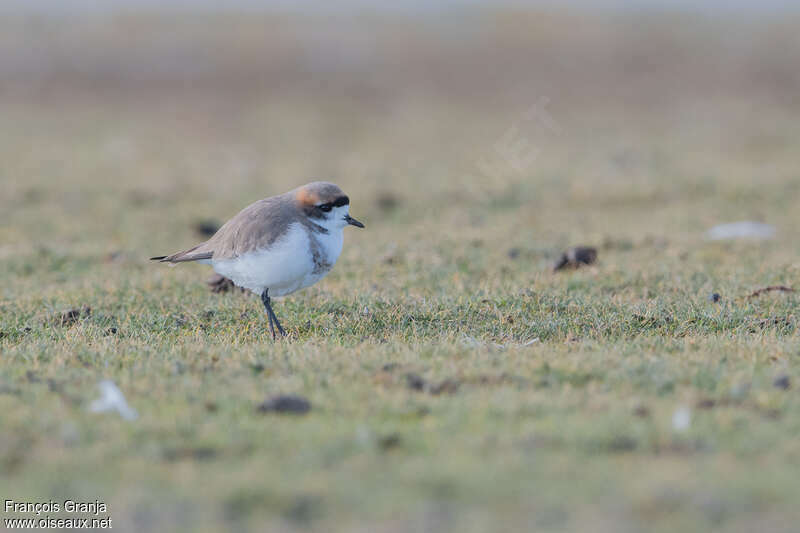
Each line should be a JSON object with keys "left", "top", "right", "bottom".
{"left": 210, "top": 222, "right": 343, "bottom": 297}
{"left": 303, "top": 225, "right": 344, "bottom": 290}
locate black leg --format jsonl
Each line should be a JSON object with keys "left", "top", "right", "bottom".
{"left": 261, "top": 289, "right": 276, "bottom": 339}
{"left": 260, "top": 289, "right": 286, "bottom": 339}
{"left": 266, "top": 305, "right": 276, "bottom": 339}
{"left": 268, "top": 303, "right": 286, "bottom": 337}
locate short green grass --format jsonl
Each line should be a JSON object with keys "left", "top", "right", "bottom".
{"left": 2, "top": 10, "right": 800, "bottom": 532}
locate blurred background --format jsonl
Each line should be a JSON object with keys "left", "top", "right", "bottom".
{"left": 2, "top": 0, "right": 799, "bottom": 260}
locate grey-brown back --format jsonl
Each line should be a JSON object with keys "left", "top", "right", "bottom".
{"left": 153, "top": 193, "right": 304, "bottom": 263}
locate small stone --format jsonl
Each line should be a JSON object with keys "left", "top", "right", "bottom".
{"left": 378, "top": 433, "right": 402, "bottom": 451}
{"left": 773, "top": 375, "right": 791, "bottom": 390}
{"left": 257, "top": 395, "right": 311, "bottom": 415}
{"left": 405, "top": 373, "right": 426, "bottom": 391}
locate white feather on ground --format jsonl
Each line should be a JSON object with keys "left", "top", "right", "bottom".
{"left": 88, "top": 380, "right": 138, "bottom": 421}
{"left": 706, "top": 221, "right": 776, "bottom": 241}
{"left": 672, "top": 406, "right": 691, "bottom": 432}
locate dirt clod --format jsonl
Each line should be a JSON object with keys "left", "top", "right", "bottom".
{"left": 378, "top": 433, "right": 402, "bottom": 451}
{"left": 773, "top": 375, "right": 791, "bottom": 390}
{"left": 553, "top": 246, "right": 597, "bottom": 271}
{"left": 696, "top": 398, "right": 716, "bottom": 410}
{"left": 405, "top": 373, "right": 426, "bottom": 391}
{"left": 52, "top": 306, "right": 91, "bottom": 327}
{"left": 257, "top": 395, "right": 311, "bottom": 415}
{"left": 756, "top": 317, "right": 792, "bottom": 330}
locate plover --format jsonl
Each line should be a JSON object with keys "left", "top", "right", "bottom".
{"left": 151, "top": 182, "right": 364, "bottom": 339}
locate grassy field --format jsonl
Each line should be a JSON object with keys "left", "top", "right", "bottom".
{"left": 1, "top": 9, "right": 800, "bottom": 532}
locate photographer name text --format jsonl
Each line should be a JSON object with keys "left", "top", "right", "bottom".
{"left": 4, "top": 500, "right": 112, "bottom": 529}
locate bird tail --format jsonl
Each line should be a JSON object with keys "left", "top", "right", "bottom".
{"left": 150, "top": 243, "right": 213, "bottom": 263}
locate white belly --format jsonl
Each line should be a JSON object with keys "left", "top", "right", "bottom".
{"left": 210, "top": 223, "right": 343, "bottom": 297}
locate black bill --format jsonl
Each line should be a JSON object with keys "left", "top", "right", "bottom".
{"left": 345, "top": 214, "right": 365, "bottom": 228}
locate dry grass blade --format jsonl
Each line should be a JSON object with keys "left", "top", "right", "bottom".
{"left": 747, "top": 286, "right": 795, "bottom": 298}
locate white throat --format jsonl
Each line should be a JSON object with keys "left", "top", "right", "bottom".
{"left": 315, "top": 205, "right": 351, "bottom": 233}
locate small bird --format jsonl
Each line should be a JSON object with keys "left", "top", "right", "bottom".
{"left": 151, "top": 182, "right": 364, "bottom": 339}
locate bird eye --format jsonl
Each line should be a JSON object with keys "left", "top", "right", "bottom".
{"left": 318, "top": 204, "right": 332, "bottom": 212}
